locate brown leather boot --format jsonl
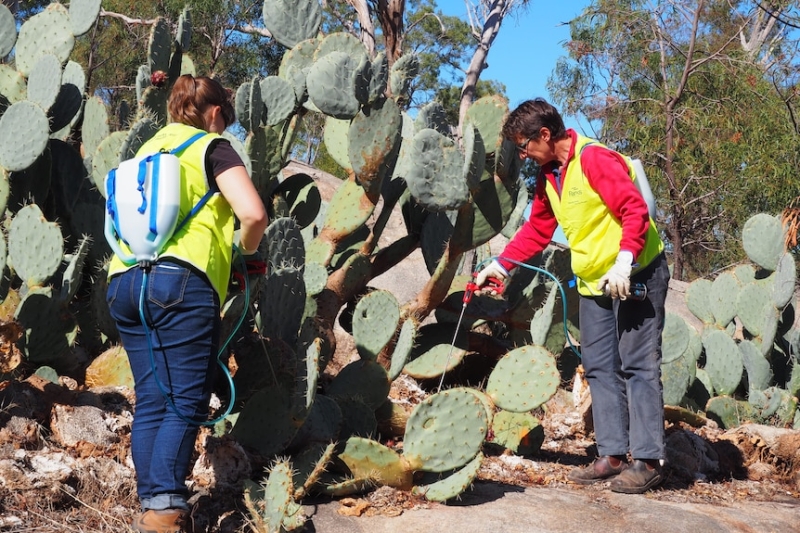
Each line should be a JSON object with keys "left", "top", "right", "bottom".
{"left": 132, "top": 509, "right": 188, "bottom": 533}
{"left": 609, "top": 459, "right": 662, "bottom": 494}
{"left": 567, "top": 455, "right": 629, "bottom": 485}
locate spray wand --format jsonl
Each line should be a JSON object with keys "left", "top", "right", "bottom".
{"left": 436, "top": 273, "right": 505, "bottom": 392}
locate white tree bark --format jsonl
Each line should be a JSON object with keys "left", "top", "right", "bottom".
{"left": 346, "top": 0, "right": 377, "bottom": 58}
{"left": 458, "top": 0, "right": 523, "bottom": 136}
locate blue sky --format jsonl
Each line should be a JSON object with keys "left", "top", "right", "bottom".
{"left": 437, "top": 0, "right": 591, "bottom": 129}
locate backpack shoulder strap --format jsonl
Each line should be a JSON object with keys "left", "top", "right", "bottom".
{"left": 169, "top": 131, "right": 207, "bottom": 156}
{"left": 171, "top": 131, "right": 214, "bottom": 234}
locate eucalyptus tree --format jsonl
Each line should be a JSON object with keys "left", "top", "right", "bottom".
{"left": 548, "top": 0, "right": 800, "bottom": 280}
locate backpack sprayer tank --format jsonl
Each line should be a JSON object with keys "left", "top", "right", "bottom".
{"left": 629, "top": 158, "right": 656, "bottom": 220}
{"left": 104, "top": 152, "right": 183, "bottom": 265}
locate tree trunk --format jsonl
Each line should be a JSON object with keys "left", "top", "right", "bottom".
{"left": 346, "top": 0, "right": 376, "bottom": 58}
{"left": 458, "top": 0, "right": 510, "bottom": 136}
{"left": 377, "top": 0, "right": 405, "bottom": 64}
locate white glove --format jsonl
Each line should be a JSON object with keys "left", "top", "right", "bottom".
{"left": 476, "top": 260, "right": 509, "bottom": 293}
{"left": 597, "top": 251, "right": 634, "bottom": 299}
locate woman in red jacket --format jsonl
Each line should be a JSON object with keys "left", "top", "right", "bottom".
{"left": 477, "top": 98, "right": 669, "bottom": 494}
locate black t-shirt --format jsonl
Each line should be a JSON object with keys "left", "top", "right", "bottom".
{"left": 205, "top": 139, "right": 245, "bottom": 190}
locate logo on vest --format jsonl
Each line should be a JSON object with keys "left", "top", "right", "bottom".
{"left": 568, "top": 187, "right": 582, "bottom": 198}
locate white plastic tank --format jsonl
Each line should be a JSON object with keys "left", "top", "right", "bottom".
{"left": 104, "top": 153, "right": 182, "bottom": 264}
{"left": 629, "top": 158, "right": 657, "bottom": 220}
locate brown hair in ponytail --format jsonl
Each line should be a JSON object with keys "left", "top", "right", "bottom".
{"left": 167, "top": 74, "right": 235, "bottom": 130}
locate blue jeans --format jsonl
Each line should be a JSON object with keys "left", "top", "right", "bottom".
{"left": 579, "top": 252, "right": 670, "bottom": 460}
{"left": 107, "top": 262, "right": 220, "bottom": 511}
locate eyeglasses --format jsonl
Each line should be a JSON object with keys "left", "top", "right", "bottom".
{"left": 516, "top": 137, "right": 531, "bottom": 154}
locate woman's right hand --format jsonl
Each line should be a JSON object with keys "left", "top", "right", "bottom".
{"left": 475, "top": 260, "right": 509, "bottom": 293}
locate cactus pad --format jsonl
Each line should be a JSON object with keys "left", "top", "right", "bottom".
{"left": 259, "top": 76, "right": 296, "bottom": 126}
{"left": 15, "top": 3, "right": 74, "bottom": 76}
{"left": 0, "top": 101, "right": 49, "bottom": 171}
{"left": 773, "top": 252, "right": 796, "bottom": 308}
{"left": 490, "top": 410, "right": 544, "bottom": 455}
{"left": 323, "top": 116, "right": 353, "bottom": 171}
{"left": 412, "top": 451, "right": 483, "bottom": 502}
{"left": 415, "top": 101, "right": 449, "bottom": 136}
{"left": 352, "top": 289, "right": 400, "bottom": 361}
{"left": 9, "top": 204, "right": 64, "bottom": 287}
{"left": 463, "top": 94, "right": 508, "bottom": 154}
{"left": 389, "top": 53, "right": 419, "bottom": 100}
{"left": 263, "top": 0, "right": 321, "bottom": 49}
{"left": 403, "top": 323, "right": 468, "bottom": 380}
{"left": 307, "top": 51, "right": 362, "bottom": 120}
{"left": 14, "top": 286, "right": 78, "bottom": 365}
{"left": 338, "top": 436, "right": 412, "bottom": 489}
{"left": 404, "top": 128, "right": 469, "bottom": 211}
{"left": 486, "top": 345, "right": 559, "bottom": 412}
{"left": 661, "top": 312, "right": 690, "bottom": 364}
{"left": 69, "top": 0, "right": 102, "bottom": 37}
{"left": 348, "top": 97, "right": 402, "bottom": 193}
{"left": 91, "top": 130, "right": 127, "bottom": 194}
{"left": 702, "top": 329, "right": 743, "bottom": 396}
{"left": 27, "top": 53, "right": 62, "bottom": 111}
{"left": 0, "top": 65, "right": 26, "bottom": 103}
{"left": 403, "top": 387, "right": 488, "bottom": 472}
{"left": 710, "top": 272, "right": 740, "bottom": 326}
{"left": 325, "top": 360, "right": 390, "bottom": 409}
{"left": 0, "top": 4, "right": 15, "bottom": 57}
{"left": 736, "top": 281, "right": 774, "bottom": 337}
{"left": 661, "top": 354, "right": 692, "bottom": 406}
{"left": 231, "top": 385, "right": 301, "bottom": 457}
{"left": 389, "top": 319, "right": 416, "bottom": 381}
{"left": 685, "top": 279, "right": 713, "bottom": 323}
{"left": 741, "top": 213, "right": 785, "bottom": 270}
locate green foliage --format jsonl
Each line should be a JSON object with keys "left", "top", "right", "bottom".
{"left": 548, "top": 1, "right": 800, "bottom": 280}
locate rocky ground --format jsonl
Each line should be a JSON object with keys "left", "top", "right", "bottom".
{"left": 0, "top": 367, "right": 798, "bottom": 533}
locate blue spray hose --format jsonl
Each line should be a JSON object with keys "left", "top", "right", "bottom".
{"left": 476, "top": 256, "right": 582, "bottom": 359}
{"left": 137, "top": 247, "right": 249, "bottom": 426}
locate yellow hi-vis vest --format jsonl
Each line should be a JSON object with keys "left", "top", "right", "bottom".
{"left": 108, "top": 123, "right": 235, "bottom": 301}
{"left": 545, "top": 134, "right": 664, "bottom": 296}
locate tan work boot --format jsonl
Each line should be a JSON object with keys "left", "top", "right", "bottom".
{"left": 132, "top": 509, "right": 188, "bottom": 533}
{"left": 609, "top": 459, "right": 662, "bottom": 494}
{"left": 567, "top": 455, "right": 629, "bottom": 485}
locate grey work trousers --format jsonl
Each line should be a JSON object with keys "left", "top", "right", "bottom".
{"left": 578, "top": 252, "right": 670, "bottom": 460}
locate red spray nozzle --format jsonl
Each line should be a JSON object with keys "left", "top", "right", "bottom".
{"left": 463, "top": 275, "right": 505, "bottom": 305}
